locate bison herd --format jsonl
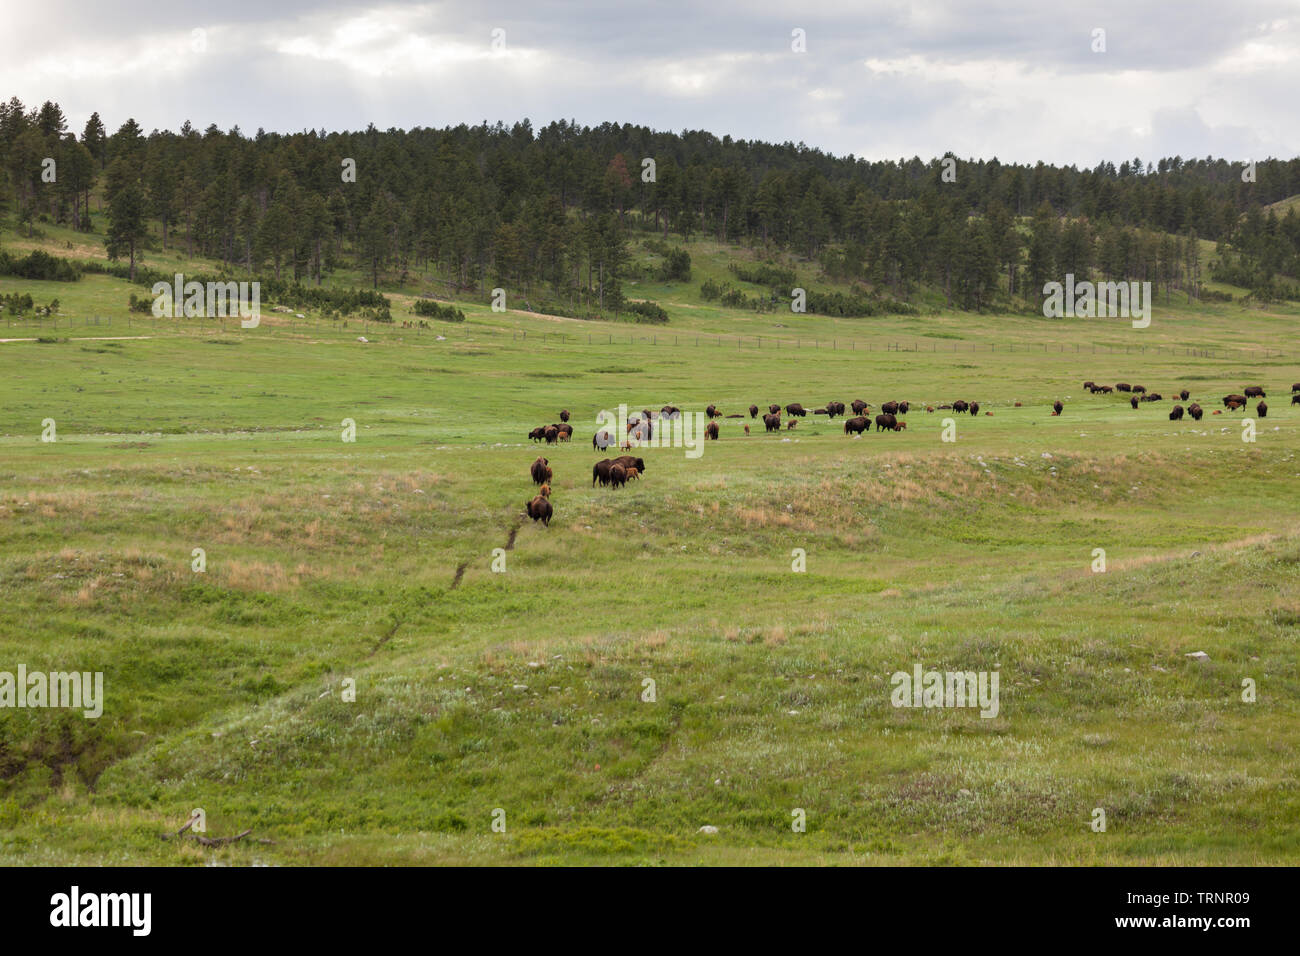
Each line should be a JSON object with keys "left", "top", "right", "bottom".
{"left": 1081, "top": 380, "right": 1285, "bottom": 421}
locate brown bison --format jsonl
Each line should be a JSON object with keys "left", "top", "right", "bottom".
{"left": 814, "top": 408, "right": 828, "bottom": 415}
{"left": 897, "top": 401, "right": 910, "bottom": 414}
{"left": 1130, "top": 396, "right": 1139, "bottom": 409}
{"left": 969, "top": 402, "right": 980, "bottom": 416}
{"left": 1257, "top": 401, "right": 1268, "bottom": 418}
{"left": 769, "top": 404, "right": 781, "bottom": 415}
{"left": 625, "top": 467, "right": 640, "bottom": 481}
{"left": 1052, "top": 400, "right": 1063, "bottom": 416}
{"left": 531, "top": 457, "right": 552, "bottom": 485}
{"left": 1292, "top": 383, "right": 1300, "bottom": 393}
{"left": 659, "top": 405, "right": 681, "bottom": 420}
{"left": 554, "top": 423, "right": 573, "bottom": 441}
{"left": 611, "top": 455, "right": 645, "bottom": 475}
{"left": 952, "top": 400, "right": 969, "bottom": 413}
{"left": 706, "top": 404, "right": 720, "bottom": 419}
{"left": 1083, "top": 380, "right": 1095, "bottom": 390}
{"left": 1169, "top": 405, "right": 1184, "bottom": 421}
{"left": 1244, "top": 386, "right": 1266, "bottom": 398}
{"left": 851, "top": 399, "right": 869, "bottom": 415}
{"left": 526, "top": 495, "right": 552, "bottom": 526}
{"left": 1188, "top": 403, "right": 1203, "bottom": 420}
{"left": 1179, "top": 389, "right": 1190, "bottom": 401}
{"left": 763, "top": 413, "right": 781, "bottom": 432}
{"left": 538, "top": 483, "right": 551, "bottom": 498}
{"left": 785, "top": 403, "right": 807, "bottom": 417}
{"left": 1293, "top": 394, "right": 1300, "bottom": 406}
{"left": 559, "top": 409, "right": 570, "bottom": 422}
{"left": 592, "top": 459, "right": 613, "bottom": 487}
{"left": 1099, "top": 385, "right": 1114, "bottom": 393}
{"left": 749, "top": 404, "right": 759, "bottom": 418}
{"left": 786, "top": 419, "right": 797, "bottom": 430}
{"left": 593, "top": 429, "right": 615, "bottom": 450}
{"left": 1132, "top": 385, "right": 1146, "bottom": 395}
{"left": 875, "top": 413, "right": 899, "bottom": 432}
{"left": 544, "top": 425, "right": 559, "bottom": 444}
{"left": 529, "top": 426, "right": 547, "bottom": 442}
{"left": 609, "top": 463, "right": 627, "bottom": 488}
{"left": 844, "top": 416, "right": 869, "bottom": 435}
{"left": 1223, "top": 394, "right": 1248, "bottom": 410}
{"left": 1116, "top": 383, "right": 1131, "bottom": 392}
{"left": 881, "top": 401, "right": 900, "bottom": 415}
{"left": 826, "top": 401, "right": 846, "bottom": 418}
{"left": 705, "top": 421, "right": 719, "bottom": 440}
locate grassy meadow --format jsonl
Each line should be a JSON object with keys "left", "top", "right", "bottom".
{"left": 1, "top": 219, "right": 1299, "bottom": 865}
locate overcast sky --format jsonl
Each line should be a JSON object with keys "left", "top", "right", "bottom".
{"left": 4, "top": 0, "right": 1298, "bottom": 165}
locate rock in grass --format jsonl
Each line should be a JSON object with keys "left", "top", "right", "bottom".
{"left": 698, "top": 825, "right": 719, "bottom": 835}
{"left": 1185, "top": 651, "right": 1210, "bottom": 661}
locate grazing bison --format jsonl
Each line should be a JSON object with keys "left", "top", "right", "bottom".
{"left": 706, "top": 404, "right": 720, "bottom": 419}
{"left": 953, "top": 400, "right": 969, "bottom": 413}
{"left": 1188, "top": 403, "right": 1203, "bottom": 420}
{"left": 1292, "top": 383, "right": 1300, "bottom": 393}
{"left": 1223, "top": 394, "right": 1248, "bottom": 410}
{"left": 529, "top": 426, "right": 547, "bottom": 442}
{"left": 875, "top": 413, "right": 899, "bottom": 432}
{"left": 593, "top": 429, "right": 615, "bottom": 450}
{"left": 659, "top": 405, "right": 681, "bottom": 420}
{"left": 1293, "top": 394, "right": 1300, "bottom": 406}
{"left": 1116, "top": 383, "right": 1131, "bottom": 392}
{"left": 705, "top": 421, "right": 719, "bottom": 440}
{"left": 559, "top": 409, "right": 570, "bottom": 422}
{"left": 1130, "top": 396, "right": 1139, "bottom": 409}
{"left": 544, "top": 425, "right": 559, "bottom": 444}
{"left": 785, "top": 403, "right": 807, "bottom": 417}
{"left": 1169, "top": 405, "right": 1184, "bottom": 421}
{"left": 844, "top": 416, "right": 869, "bottom": 435}
{"left": 851, "top": 399, "right": 869, "bottom": 415}
{"left": 1244, "top": 386, "right": 1266, "bottom": 398}
{"left": 1052, "top": 400, "right": 1063, "bottom": 416}
{"left": 763, "top": 413, "right": 781, "bottom": 432}
{"left": 769, "top": 404, "right": 781, "bottom": 415}
{"left": 1099, "top": 385, "right": 1114, "bottom": 393}
{"left": 1258, "top": 401, "right": 1268, "bottom": 418}
{"left": 554, "top": 423, "right": 573, "bottom": 440}
{"left": 526, "top": 494, "right": 552, "bottom": 526}
{"left": 881, "top": 401, "right": 900, "bottom": 415}
{"left": 611, "top": 456, "right": 645, "bottom": 476}
{"left": 749, "top": 404, "right": 759, "bottom": 418}
{"left": 1179, "top": 389, "right": 1190, "bottom": 401}
{"left": 969, "top": 402, "right": 980, "bottom": 416}
{"left": 592, "top": 459, "right": 613, "bottom": 487}
{"left": 1132, "top": 385, "right": 1146, "bottom": 395}
{"left": 897, "top": 421, "right": 908, "bottom": 430}
{"left": 1083, "top": 380, "right": 1096, "bottom": 390}
{"left": 826, "top": 401, "right": 846, "bottom": 418}
{"left": 530, "top": 457, "right": 552, "bottom": 485}
{"left": 609, "top": 463, "right": 627, "bottom": 489}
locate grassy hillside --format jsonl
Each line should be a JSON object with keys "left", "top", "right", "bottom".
{"left": 1, "top": 219, "right": 1298, "bottom": 865}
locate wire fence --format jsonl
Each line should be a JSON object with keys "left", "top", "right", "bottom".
{"left": 2, "top": 312, "right": 1284, "bottom": 361}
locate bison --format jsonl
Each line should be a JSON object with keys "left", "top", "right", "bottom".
{"left": 1116, "top": 383, "right": 1131, "bottom": 392}
{"left": 1292, "top": 383, "right": 1300, "bottom": 393}
{"left": 538, "top": 483, "right": 551, "bottom": 498}
{"left": 625, "top": 467, "right": 640, "bottom": 481}
{"left": 554, "top": 423, "right": 573, "bottom": 441}
{"left": 659, "top": 405, "right": 681, "bottom": 420}
{"left": 1052, "top": 400, "right": 1063, "bottom": 416}
{"left": 1258, "top": 401, "right": 1268, "bottom": 418}
{"left": 1132, "top": 385, "right": 1147, "bottom": 395}
{"left": 851, "top": 399, "right": 869, "bottom": 415}
{"left": 1188, "top": 403, "right": 1203, "bottom": 420}
{"left": 826, "top": 401, "right": 846, "bottom": 418}
{"left": 785, "top": 419, "right": 798, "bottom": 430}
{"left": 592, "top": 459, "right": 613, "bottom": 487}
{"left": 1244, "top": 386, "right": 1266, "bottom": 398}
{"left": 969, "top": 402, "right": 980, "bottom": 416}
{"left": 526, "top": 494, "right": 552, "bottom": 526}
{"left": 1099, "top": 385, "right": 1114, "bottom": 393}
{"left": 706, "top": 404, "right": 720, "bottom": 419}
{"left": 705, "top": 421, "right": 719, "bottom": 440}
{"left": 749, "top": 404, "right": 759, "bottom": 418}
{"left": 593, "top": 429, "right": 615, "bottom": 450}
{"left": 609, "top": 463, "right": 627, "bottom": 489}
{"left": 769, "top": 404, "right": 781, "bottom": 415}
{"left": 875, "top": 413, "right": 899, "bottom": 432}
{"left": 1223, "top": 394, "right": 1248, "bottom": 410}
{"left": 529, "top": 426, "right": 547, "bottom": 442}
{"left": 1169, "top": 405, "right": 1184, "bottom": 421}
{"left": 1083, "top": 380, "right": 1096, "bottom": 390}
{"left": 544, "top": 425, "right": 559, "bottom": 444}
{"left": 559, "top": 409, "right": 570, "bottom": 422}
{"left": 1293, "top": 394, "right": 1300, "bottom": 406}
{"left": 952, "top": 400, "right": 969, "bottom": 413}
{"left": 844, "top": 416, "right": 869, "bottom": 435}
{"left": 1179, "top": 389, "right": 1190, "bottom": 401}
{"left": 611, "top": 455, "right": 645, "bottom": 475}
{"left": 530, "top": 457, "right": 552, "bottom": 485}
{"left": 881, "top": 401, "right": 899, "bottom": 415}
{"left": 1130, "top": 396, "right": 1139, "bottom": 409}
{"left": 763, "top": 413, "right": 781, "bottom": 432}
{"left": 785, "top": 403, "right": 807, "bottom": 417}
{"left": 897, "top": 401, "right": 910, "bottom": 414}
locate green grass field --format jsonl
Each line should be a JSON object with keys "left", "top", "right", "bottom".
{"left": 2, "top": 219, "right": 1298, "bottom": 865}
